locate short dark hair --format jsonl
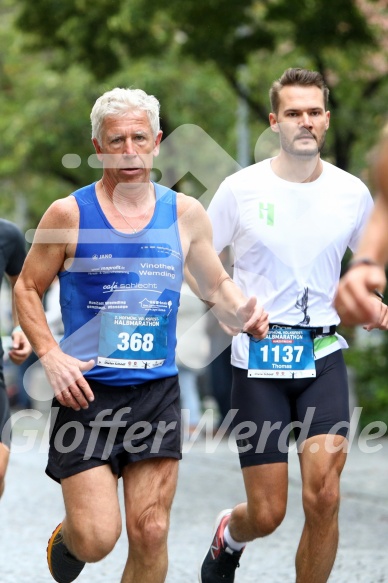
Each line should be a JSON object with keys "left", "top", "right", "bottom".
{"left": 269, "top": 68, "right": 329, "bottom": 115}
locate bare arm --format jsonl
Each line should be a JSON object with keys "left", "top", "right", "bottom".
{"left": 334, "top": 131, "right": 388, "bottom": 327}
{"left": 179, "top": 194, "right": 268, "bottom": 339}
{"left": 6, "top": 274, "right": 32, "bottom": 365}
{"left": 14, "top": 197, "right": 94, "bottom": 409}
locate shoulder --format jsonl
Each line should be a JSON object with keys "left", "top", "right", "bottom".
{"left": 39, "top": 183, "right": 96, "bottom": 228}
{"left": 0, "top": 220, "right": 25, "bottom": 256}
{"left": 0, "top": 219, "right": 26, "bottom": 274}
{"left": 176, "top": 193, "right": 212, "bottom": 248}
{"left": 214, "top": 160, "right": 272, "bottom": 201}
{"left": 176, "top": 192, "right": 207, "bottom": 219}
{"left": 38, "top": 195, "right": 80, "bottom": 230}
{"left": 321, "top": 161, "right": 369, "bottom": 193}
{"left": 0, "top": 218, "right": 23, "bottom": 241}
{"left": 224, "top": 159, "right": 271, "bottom": 185}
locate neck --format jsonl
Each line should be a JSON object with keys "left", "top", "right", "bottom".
{"left": 101, "top": 177, "right": 154, "bottom": 209}
{"left": 99, "top": 178, "right": 156, "bottom": 233}
{"left": 271, "top": 153, "right": 323, "bottom": 183}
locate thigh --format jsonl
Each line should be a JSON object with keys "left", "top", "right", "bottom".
{"left": 299, "top": 433, "right": 347, "bottom": 500}
{"left": 122, "top": 457, "right": 179, "bottom": 535}
{"left": 242, "top": 462, "right": 289, "bottom": 517}
{"left": 61, "top": 465, "right": 121, "bottom": 537}
{"left": 294, "top": 350, "right": 350, "bottom": 443}
{"left": 231, "top": 366, "right": 292, "bottom": 466}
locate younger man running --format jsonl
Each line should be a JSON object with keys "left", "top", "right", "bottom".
{"left": 199, "top": 68, "right": 388, "bottom": 583}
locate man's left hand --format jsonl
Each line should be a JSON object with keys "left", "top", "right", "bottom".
{"left": 8, "top": 329, "right": 32, "bottom": 365}
{"left": 237, "top": 296, "right": 269, "bottom": 339}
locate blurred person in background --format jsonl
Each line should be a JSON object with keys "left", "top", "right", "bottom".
{"left": 15, "top": 276, "right": 63, "bottom": 410}
{"left": 176, "top": 280, "right": 209, "bottom": 436}
{"left": 335, "top": 129, "right": 388, "bottom": 326}
{"left": 0, "top": 218, "right": 31, "bottom": 498}
{"left": 205, "top": 248, "right": 233, "bottom": 433}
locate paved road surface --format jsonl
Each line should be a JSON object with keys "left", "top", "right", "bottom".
{"left": 1, "top": 411, "right": 388, "bottom": 582}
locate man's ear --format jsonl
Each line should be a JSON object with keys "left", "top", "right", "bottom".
{"left": 153, "top": 131, "right": 163, "bottom": 157}
{"left": 325, "top": 110, "right": 330, "bottom": 130}
{"left": 269, "top": 113, "right": 279, "bottom": 133}
{"left": 92, "top": 138, "right": 104, "bottom": 161}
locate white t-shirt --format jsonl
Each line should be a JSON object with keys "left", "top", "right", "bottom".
{"left": 208, "top": 158, "right": 373, "bottom": 369}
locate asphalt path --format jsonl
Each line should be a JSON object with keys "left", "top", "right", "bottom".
{"left": 0, "top": 411, "right": 387, "bottom": 582}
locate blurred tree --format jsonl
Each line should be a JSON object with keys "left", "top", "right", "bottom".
{"left": 1, "top": 0, "right": 237, "bottom": 225}
{"left": 15, "top": 0, "right": 388, "bottom": 173}
{"left": 0, "top": 0, "right": 100, "bottom": 226}
{"left": 344, "top": 331, "right": 388, "bottom": 429}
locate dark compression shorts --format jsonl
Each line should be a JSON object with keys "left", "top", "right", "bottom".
{"left": 231, "top": 350, "right": 349, "bottom": 468}
{"left": 46, "top": 375, "right": 182, "bottom": 483}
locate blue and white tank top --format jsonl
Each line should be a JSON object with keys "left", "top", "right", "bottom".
{"left": 58, "top": 182, "right": 183, "bottom": 386}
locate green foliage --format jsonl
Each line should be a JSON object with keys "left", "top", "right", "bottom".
{"left": 1, "top": 1, "right": 240, "bottom": 226}
{"left": 266, "top": 0, "right": 375, "bottom": 53}
{"left": 0, "top": 3, "right": 103, "bottom": 226}
{"left": 344, "top": 333, "right": 388, "bottom": 429}
{"left": 14, "top": 0, "right": 388, "bottom": 176}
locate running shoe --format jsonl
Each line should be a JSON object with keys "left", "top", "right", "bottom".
{"left": 47, "top": 523, "right": 85, "bottom": 583}
{"left": 199, "top": 509, "right": 245, "bottom": 582}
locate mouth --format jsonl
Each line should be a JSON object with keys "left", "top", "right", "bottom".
{"left": 120, "top": 166, "right": 143, "bottom": 173}
{"left": 295, "top": 132, "right": 315, "bottom": 142}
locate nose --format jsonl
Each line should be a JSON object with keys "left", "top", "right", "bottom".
{"left": 123, "top": 138, "right": 136, "bottom": 156}
{"left": 300, "top": 113, "right": 312, "bottom": 128}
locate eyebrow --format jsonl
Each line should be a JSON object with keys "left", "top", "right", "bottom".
{"left": 108, "top": 130, "right": 148, "bottom": 140}
{"left": 283, "top": 107, "right": 324, "bottom": 114}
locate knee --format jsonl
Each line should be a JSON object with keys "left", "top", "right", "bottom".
{"left": 67, "top": 521, "right": 122, "bottom": 563}
{"left": 303, "top": 481, "right": 341, "bottom": 521}
{"left": 128, "top": 506, "right": 169, "bottom": 554}
{"left": 247, "top": 502, "right": 286, "bottom": 537}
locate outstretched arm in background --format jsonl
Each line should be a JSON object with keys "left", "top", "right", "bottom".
{"left": 335, "top": 135, "right": 388, "bottom": 327}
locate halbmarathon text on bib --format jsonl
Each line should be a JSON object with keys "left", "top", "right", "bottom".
{"left": 248, "top": 328, "right": 316, "bottom": 379}
{"left": 97, "top": 312, "right": 168, "bottom": 369}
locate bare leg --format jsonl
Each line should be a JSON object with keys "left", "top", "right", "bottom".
{"left": 228, "top": 462, "right": 289, "bottom": 542}
{"left": 121, "top": 457, "right": 179, "bottom": 583}
{"left": 60, "top": 465, "right": 122, "bottom": 562}
{"left": 296, "top": 434, "right": 347, "bottom": 583}
{"left": 0, "top": 443, "right": 10, "bottom": 498}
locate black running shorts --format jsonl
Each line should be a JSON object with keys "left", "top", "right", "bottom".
{"left": 0, "top": 372, "right": 11, "bottom": 448}
{"left": 46, "top": 375, "right": 182, "bottom": 483}
{"left": 231, "top": 350, "right": 350, "bottom": 468}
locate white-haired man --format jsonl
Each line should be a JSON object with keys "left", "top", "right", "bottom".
{"left": 14, "top": 87, "right": 268, "bottom": 583}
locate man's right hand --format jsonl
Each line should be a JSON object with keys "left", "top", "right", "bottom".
{"left": 40, "top": 346, "right": 95, "bottom": 410}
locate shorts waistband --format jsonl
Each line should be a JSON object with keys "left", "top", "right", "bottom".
{"left": 269, "top": 324, "right": 337, "bottom": 337}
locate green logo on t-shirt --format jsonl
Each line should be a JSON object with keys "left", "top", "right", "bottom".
{"left": 259, "top": 202, "right": 274, "bottom": 226}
